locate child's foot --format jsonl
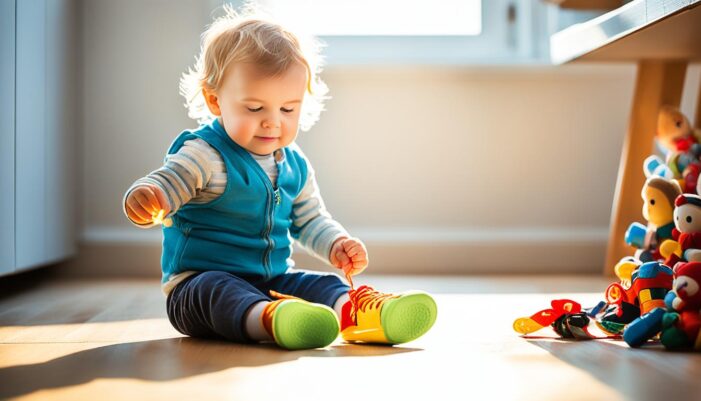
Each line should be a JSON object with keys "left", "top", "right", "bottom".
{"left": 261, "top": 291, "right": 339, "bottom": 350}
{"left": 340, "top": 285, "right": 437, "bottom": 344}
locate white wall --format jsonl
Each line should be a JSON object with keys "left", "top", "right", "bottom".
{"left": 71, "top": 0, "right": 701, "bottom": 276}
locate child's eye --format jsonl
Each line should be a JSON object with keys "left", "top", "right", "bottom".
{"left": 247, "top": 106, "right": 263, "bottom": 112}
{"left": 281, "top": 107, "right": 294, "bottom": 113}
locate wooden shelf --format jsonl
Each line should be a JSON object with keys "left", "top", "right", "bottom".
{"left": 551, "top": 0, "right": 701, "bottom": 64}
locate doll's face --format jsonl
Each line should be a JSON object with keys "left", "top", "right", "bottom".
{"left": 643, "top": 186, "right": 674, "bottom": 227}
{"left": 203, "top": 62, "right": 308, "bottom": 155}
{"left": 674, "top": 204, "right": 701, "bottom": 233}
{"left": 657, "top": 106, "right": 692, "bottom": 150}
{"left": 674, "top": 274, "right": 700, "bottom": 299}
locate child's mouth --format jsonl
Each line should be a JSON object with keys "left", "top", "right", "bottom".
{"left": 256, "top": 136, "right": 278, "bottom": 142}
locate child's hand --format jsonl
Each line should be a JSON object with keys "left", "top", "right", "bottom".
{"left": 125, "top": 185, "right": 170, "bottom": 225}
{"left": 330, "top": 237, "right": 368, "bottom": 276}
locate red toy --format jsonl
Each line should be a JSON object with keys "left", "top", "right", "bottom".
{"left": 660, "top": 262, "right": 701, "bottom": 350}
{"left": 663, "top": 194, "right": 701, "bottom": 267}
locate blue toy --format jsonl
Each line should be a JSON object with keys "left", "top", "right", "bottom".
{"left": 623, "top": 307, "right": 665, "bottom": 348}
{"left": 644, "top": 155, "right": 674, "bottom": 179}
{"left": 625, "top": 222, "right": 648, "bottom": 249}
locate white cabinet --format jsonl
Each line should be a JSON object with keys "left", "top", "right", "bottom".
{"left": 0, "top": 0, "right": 15, "bottom": 276}
{"left": 1, "top": 0, "right": 77, "bottom": 276}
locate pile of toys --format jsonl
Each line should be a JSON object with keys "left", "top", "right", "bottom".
{"left": 513, "top": 106, "right": 701, "bottom": 350}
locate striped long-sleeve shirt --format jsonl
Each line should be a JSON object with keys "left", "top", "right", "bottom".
{"left": 123, "top": 138, "right": 349, "bottom": 293}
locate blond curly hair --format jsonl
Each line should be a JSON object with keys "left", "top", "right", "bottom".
{"left": 179, "top": 4, "right": 328, "bottom": 131}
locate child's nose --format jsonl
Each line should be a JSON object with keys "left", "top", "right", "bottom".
{"left": 262, "top": 116, "right": 281, "bottom": 129}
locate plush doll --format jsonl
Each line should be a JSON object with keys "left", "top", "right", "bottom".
{"left": 662, "top": 194, "right": 701, "bottom": 267}
{"left": 656, "top": 105, "right": 701, "bottom": 193}
{"left": 659, "top": 261, "right": 701, "bottom": 350}
{"left": 604, "top": 177, "right": 682, "bottom": 335}
{"left": 625, "top": 177, "right": 682, "bottom": 262}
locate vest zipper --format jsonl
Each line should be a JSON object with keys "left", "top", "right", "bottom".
{"left": 251, "top": 151, "right": 283, "bottom": 280}
{"left": 261, "top": 186, "right": 274, "bottom": 280}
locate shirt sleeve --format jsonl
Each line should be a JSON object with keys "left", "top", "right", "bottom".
{"left": 290, "top": 160, "right": 350, "bottom": 264}
{"left": 122, "top": 138, "right": 222, "bottom": 228}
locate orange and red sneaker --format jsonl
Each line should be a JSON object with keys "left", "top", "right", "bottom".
{"left": 340, "top": 285, "right": 437, "bottom": 344}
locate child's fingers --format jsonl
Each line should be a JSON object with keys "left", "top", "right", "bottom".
{"left": 345, "top": 262, "right": 366, "bottom": 276}
{"left": 142, "top": 187, "right": 162, "bottom": 212}
{"left": 342, "top": 263, "right": 357, "bottom": 276}
{"left": 345, "top": 243, "right": 364, "bottom": 258}
{"left": 126, "top": 207, "right": 149, "bottom": 224}
{"left": 126, "top": 197, "right": 152, "bottom": 222}
{"left": 149, "top": 185, "right": 170, "bottom": 215}
{"left": 351, "top": 253, "right": 367, "bottom": 263}
{"left": 335, "top": 250, "right": 351, "bottom": 267}
{"left": 132, "top": 190, "right": 152, "bottom": 214}
{"left": 133, "top": 189, "right": 158, "bottom": 215}
{"left": 342, "top": 239, "right": 362, "bottom": 251}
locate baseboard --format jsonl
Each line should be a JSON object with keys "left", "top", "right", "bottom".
{"left": 58, "top": 226, "right": 609, "bottom": 277}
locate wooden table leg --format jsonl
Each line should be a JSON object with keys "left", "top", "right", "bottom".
{"left": 604, "top": 60, "right": 687, "bottom": 276}
{"left": 696, "top": 69, "right": 701, "bottom": 130}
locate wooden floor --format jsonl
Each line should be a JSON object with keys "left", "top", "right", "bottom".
{"left": 2, "top": 273, "right": 701, "bottom": 401}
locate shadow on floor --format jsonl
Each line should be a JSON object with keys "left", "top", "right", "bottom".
{"left": 0, "top": 337, "right": 419, "bottom": 399}
{"left": 528, "top": 338, "right": 701, "bottom": 401}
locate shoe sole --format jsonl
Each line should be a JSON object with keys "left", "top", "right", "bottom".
{"left": 381, "top": 292, "right": 437, "bottom": 344}
{"left": 272, "top": 301, "right": 340, "bottom": 350}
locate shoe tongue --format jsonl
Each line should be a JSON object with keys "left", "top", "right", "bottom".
{"left": 340, "top": 299, "right": 356, "bottom": 330}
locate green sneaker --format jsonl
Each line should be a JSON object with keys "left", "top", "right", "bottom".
{"left": 261, "top": 292, "right": 339, "bottom": 350}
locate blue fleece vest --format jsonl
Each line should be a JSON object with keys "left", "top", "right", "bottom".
{"left": 160, "top": 118, "right": 309, "bottom": 284}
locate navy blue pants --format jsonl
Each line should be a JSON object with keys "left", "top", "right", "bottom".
{"left": 166, "top": 269, "right": 350, "bottom": 343}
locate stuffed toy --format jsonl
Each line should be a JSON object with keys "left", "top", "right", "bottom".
{"left": 656, "top": 106, "right": 701, "bottom": 193}
{"left": 626, "top": 261, "right": 701, "bottom": 349}
{"left": 625, "top": 177, "right": 681, "bottom": 262}
{"left": 659, "top": 261, "right": 701, "bottom": 349}
{"left": 662, "top": 194, "right": 701, "bottom": 267}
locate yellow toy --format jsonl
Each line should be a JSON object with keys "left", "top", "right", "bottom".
{"left": 624, "top": 177, "right": 681, "bottom": 262}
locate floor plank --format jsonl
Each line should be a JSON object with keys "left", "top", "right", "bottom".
{"left": 1, "top": 275, "right": 700, "bottom": 401}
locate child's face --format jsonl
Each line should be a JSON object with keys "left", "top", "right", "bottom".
{"left": 205, "top": 62, "right": 308, "bottom": 156}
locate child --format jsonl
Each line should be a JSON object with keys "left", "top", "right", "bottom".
{"left": 123, "top": 6, "right": 437, "bottom": 350}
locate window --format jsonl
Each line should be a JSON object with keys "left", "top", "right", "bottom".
{"left": 213, "top": 0, "right": 559, "bottom": 65}
{"left": 258, "top": 0, "right": 482, "bottom": 36}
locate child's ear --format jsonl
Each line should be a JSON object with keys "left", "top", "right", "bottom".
{"left": 202, "top": 88, "right": 222, "bottom": 116}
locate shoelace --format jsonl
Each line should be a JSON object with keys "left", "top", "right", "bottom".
{"left": 347, "top": 285, "right": 399, "bottom": 323}
{"left": 345, "top": 272, "right": 355, "bottom": 290}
